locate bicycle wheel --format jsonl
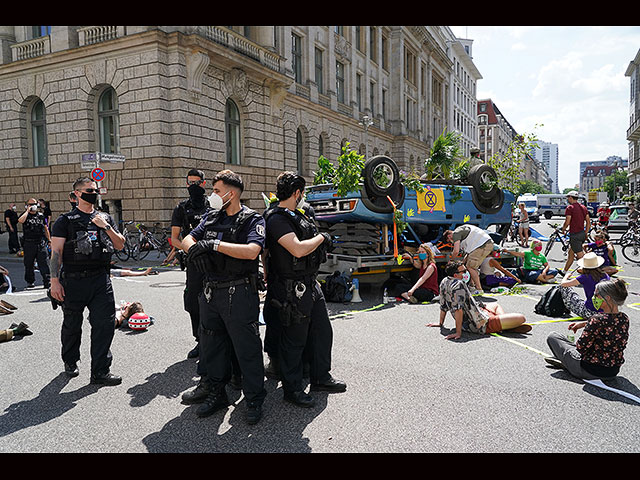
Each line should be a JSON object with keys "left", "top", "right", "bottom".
{"left": 622, "top": 243, "right": 640, "bottom": 263}
{"left": 544, "top": 235, "right": 556, "bottom": 256}
{"left": 114, "top": 245, "right": 130, "bottom": 262}
{"left": 137, "top": 235, "right": 151, "bottom": 260}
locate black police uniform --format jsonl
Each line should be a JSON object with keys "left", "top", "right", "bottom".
{"left": 187, "top": 205, "right": 267, "bottom": 417}
{"left": 263, "top": 205, "right": 340, "bottom": 396}
{"left": 51, "top": 208, "right": 119, "bottom": 380}
{"left": 22, "top": 210, "right": 51, "bottom": 287}
{"left": 170, "top": 196, "right": 210, "bottom": 350}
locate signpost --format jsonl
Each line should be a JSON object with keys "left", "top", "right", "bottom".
{"left": 80, "top": 152, "right": 125, "bottom": 208}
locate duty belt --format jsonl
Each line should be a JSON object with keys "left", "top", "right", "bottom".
{"left": 62, "top": 267, "right": 108, "bottom": 279}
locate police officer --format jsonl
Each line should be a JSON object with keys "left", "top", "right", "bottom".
{"left": 49, "top": 177, "right": 126, "bottom": 385}
{"left": 181, "top": 169, "right": 267, "bottom": 425}
{"left": 170, "top": 169, "right": 210, "bottom": 359}
{"left": 263, "top": 172, "right": 346, "bottom": 408}
{"left": 18, "top": 197, "right": 51, "bottom": 289}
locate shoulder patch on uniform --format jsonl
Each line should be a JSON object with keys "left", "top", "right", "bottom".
{"left": 256, "top": 224, "right": 265, "bottom": 237}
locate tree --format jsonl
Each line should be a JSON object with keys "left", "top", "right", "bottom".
{"left": 601, "top": 169, "right": 629, "bottom": 202}
{"left": 517, "top": 179, "right": 550, "bottom": 196}
{"left": 485, "top": 125, "right": 541, "bottom": 194}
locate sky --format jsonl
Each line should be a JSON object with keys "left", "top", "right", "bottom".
{"left": 449, "top": 26, "right": 640, "bottom": 191}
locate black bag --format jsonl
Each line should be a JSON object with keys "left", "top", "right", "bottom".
{"left": 534, "top": 285, "right": 570, "bottom": 318}
{"left": 321, "top": 271, "right": 353, "bottom": 303}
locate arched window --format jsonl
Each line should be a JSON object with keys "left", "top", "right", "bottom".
{"left": 98, "top": 87, "right": 119, "bottom": 154}
{"left": 225, "top": 99, "right": 241, "bottom": 165}
{"left": 30, "top": 99, "right": 47, "bottom": 166}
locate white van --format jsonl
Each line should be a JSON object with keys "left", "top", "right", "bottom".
{"left": 515, "top": 194, "right": 540, "bottom": 222}
{"left": 537, "top": 193, "right": 588, "bottom": 219}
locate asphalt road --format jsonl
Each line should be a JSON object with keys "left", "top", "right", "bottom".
{"left": 1, "top": 219, "right": 639, "bottom": 453}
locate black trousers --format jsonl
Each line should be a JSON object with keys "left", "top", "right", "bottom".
{"left": 198, "top": 282, "right": 265, "bottom": 404}
{"left": 184, "top": 266, "right": 204, "bottom": 340}
{"left": 265, "top": 281, "right": 334, "bottom": 393}
{"left": 60, "top": 270, "right": 115, "bottom": 377}
{"left": 7, "top": 229, "right": 19, "bottom": 253}
{"left": 23, "top": 239, "right": 50, "bottom": 286}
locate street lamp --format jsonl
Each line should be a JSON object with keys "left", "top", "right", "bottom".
{"left": 360, "top": 114, "right": 374, "bottom": 158}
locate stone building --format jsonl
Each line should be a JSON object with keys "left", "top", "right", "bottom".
{"left": 626, "top": 47, "right": 640, "bottom": 195}
{"left": 0, "top": 26, "right": 469, "bottom": 227}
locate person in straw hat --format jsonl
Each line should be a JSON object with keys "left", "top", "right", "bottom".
{"left": 558, "top": 252, "right": 609, "bottom": 319}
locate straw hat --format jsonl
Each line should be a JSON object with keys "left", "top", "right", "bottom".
{"left": 577, "top": 252, "right": 604, "bottom": 269}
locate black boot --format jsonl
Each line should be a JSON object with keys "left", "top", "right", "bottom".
{"left": 181, "top": 380, "right": 212, "bottom": 404}
{"left": 196, "top": 389, "right": 230, "bottom": 418}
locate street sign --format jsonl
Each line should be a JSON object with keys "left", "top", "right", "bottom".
{"left": 91, "top": 167, "right": 105, "bottom": 182}
{"left": 100, "top": 154, "right": 125, "bottom": 163}
{"left": 81, "top": 153, "right": 98, "bottom": 170}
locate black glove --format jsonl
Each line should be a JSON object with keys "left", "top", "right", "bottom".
{"left": 47, "top": 288, "right": 64, "bottom": 310}
{"left": 320, "top": 232, "right": 334, "bottom": 252}
{"left": 191, "top": 254, "right": 215, "bottom": 273}
{"left": 186, "top": 240, "right": 216, "bottom": 264}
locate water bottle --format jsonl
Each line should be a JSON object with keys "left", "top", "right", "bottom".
{"left": 567, "top": 329, "right": 575, "bottom": 343}
{"left": 383, "top": 288, "right": 389, "bottom": 304}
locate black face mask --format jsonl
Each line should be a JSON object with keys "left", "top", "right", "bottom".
{"left": 188, "top": 184, "right": 206, "bottom": 208}
{"left": 80, "top": 192, "right": 98, "bottom": 205}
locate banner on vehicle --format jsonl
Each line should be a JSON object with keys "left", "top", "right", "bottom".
{"left": 416, "top": 186, "right": 446, "bottom": 213}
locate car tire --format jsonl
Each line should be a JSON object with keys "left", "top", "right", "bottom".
{"left": 469, "top": 187, "right": 504, "bottom": 214}
{"left": 361, "top": 155, "right": 405, "bottom": 213}
{"left": 467, "top": 164, "right": 499, "bottom": 201}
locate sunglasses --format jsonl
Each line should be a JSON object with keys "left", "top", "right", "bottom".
{"left": 77, "top": 188, "right": 98, "bottom": 194}
{"left": 187, "top": 179, "right": 204, "bottom": 186}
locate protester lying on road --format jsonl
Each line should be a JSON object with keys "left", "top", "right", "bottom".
{"left": 427, "top": 260, "right": 531, "bottom": 340}
{"left": 115, "top": 301, "right": 153, "bottom": 330}
{"left": 545, "top": 278, "right": 629, "bottom": 379}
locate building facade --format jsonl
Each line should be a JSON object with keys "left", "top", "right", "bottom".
{"left": 579, "top": 156, "right": 627, "bottom": 195}
{"left": 626, "top": 48, "right": 640, "bottom": 195}
{"left": 476, "top": 98, "right": 550, "bottom": 189}
{"left": 0, "top": 25, "right": 478, "bottom": 227}
{"left": 447, "top": 33, "right": 481, "bottom": 158}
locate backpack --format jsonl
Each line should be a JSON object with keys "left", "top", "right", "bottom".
{"left": 321, "top": 271, "right": 353, "bottom": 303}
{"left": 534, "top": 285, "right": 570, "bottom": 318}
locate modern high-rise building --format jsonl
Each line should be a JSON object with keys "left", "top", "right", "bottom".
{"left": 529, "top": 141, "right": 559, "bottom": 193}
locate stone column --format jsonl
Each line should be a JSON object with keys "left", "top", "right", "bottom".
{"left": 0, "top": 26, "right": 15, "bottom": 64}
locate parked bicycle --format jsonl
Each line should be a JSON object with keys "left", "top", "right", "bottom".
{"left": 621, "top": 226, "right": 640, "bottom": 263}
{"left": 618, "top": 220, "right": 639, "bottom": 247}
{"left": 130, "top": 222, "right": 171, "bottom": 261}
{"left": 114, "top": 221, "right": 171, "bottom": 261}
{"left": 543, "top": 223, "right": 570, "bottom": 257}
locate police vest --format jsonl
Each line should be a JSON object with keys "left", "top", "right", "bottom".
{"left": 62, "top": 210, "right": 115, "bottom": 267}
{"left": 201, "top": 206, "right": 260, "bottom": 279}
{"left": 178, "top": 198, "right": 209, "bottom": 238}
{"left": 264, "top": 206, "right": 325, "bottom": 279}
{"left": 23, "top": 213, "right": 46, "bottom": 241}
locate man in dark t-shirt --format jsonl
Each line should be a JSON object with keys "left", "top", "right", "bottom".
{"left": 4, "top": 204, "right": 19, "bottom": 253}
{"left": 561, "top": 191, "right": 590, "bottom": 273}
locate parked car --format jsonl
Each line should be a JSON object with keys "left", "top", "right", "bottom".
{"left": 607, "top": 204, "right": 629, "bottom": 230}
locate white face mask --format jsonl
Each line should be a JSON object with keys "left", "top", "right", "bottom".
{"left": 208, "top": 191, "right": 231, "bottom": 211}
{"left": 296, "top": 192, "right": 305, "bottom": 210}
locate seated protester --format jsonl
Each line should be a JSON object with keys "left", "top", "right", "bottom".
{"left": 397, "top": 243, "right": 439, "bottom": 303}
{"left": 545, "top": 278, "right": 629, "bottom": 379}
{"left": 0, "top": 265, "right": 11, "bottom": 294}
{"left": 559, "top": 252, "right": 609, "bottom": 319}
{"left": 502, "top": 240, "right": 559, "bottom": 284}
{"left": 427, "top": 260, "right": 530, "bottom": 340}
{"left": 584, "top": 230, "right": 617, "bottom": 276}
{"left": 478, "top": 250, "right": 521, "bottom": 290}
